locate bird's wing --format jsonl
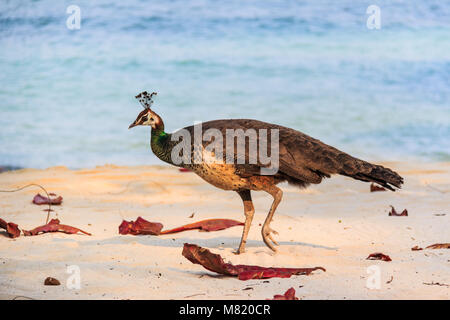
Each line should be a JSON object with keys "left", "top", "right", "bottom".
{"left": 177, "top": 119, "right": 402, "bottom": 188}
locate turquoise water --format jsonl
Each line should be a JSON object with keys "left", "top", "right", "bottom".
{"left": 0, "top": 0, "right": 449, "bottom": 168}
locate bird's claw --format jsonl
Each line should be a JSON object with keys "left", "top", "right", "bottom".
{"left": 262, "top": 226, "right": 279, "bottom": 252}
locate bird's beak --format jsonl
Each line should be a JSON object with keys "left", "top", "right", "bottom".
{"left": 128, "top": 121, "right": 137, "bottom": 129}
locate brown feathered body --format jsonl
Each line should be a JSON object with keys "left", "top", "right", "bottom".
{"left": 157, "top": 119, "right": 403, "bottom": 192}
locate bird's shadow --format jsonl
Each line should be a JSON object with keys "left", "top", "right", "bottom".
{"left": 74, "top": 234, "right": 337, "bottom": 251}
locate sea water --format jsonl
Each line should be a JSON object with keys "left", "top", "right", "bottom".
{"left": 0, "top": 0, "right": 449, "bottom": 168}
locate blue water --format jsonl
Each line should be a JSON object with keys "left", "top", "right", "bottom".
{"left": 0, "top": 0, "right": 449, "bottom": 168}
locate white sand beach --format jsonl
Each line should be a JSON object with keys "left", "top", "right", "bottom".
{"left": 0, "top": 162, "right": 449, "bottom": 300}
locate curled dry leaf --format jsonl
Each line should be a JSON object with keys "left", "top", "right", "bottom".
{"left": 426, "top": 243, "right": 450, "bottom": 249}
{"left": 411, "top": 246, "right": 423, "bottom": 251}
{"left": 182, "top": 243, "right": 325, "bottom": 281}
{"left": 367, "top": 252, "right": 392, "bottom": 262}
{"left": 44, "top": 277, "right": 61, "bottom": 286}
{"left": 118, "top": 217, "right": 243, "bottom": 236}
{"left": 161, "top": 219, "right": 244, "bottom": 234}
{"left": 389, "top": 206, "right": 408, "bottom": 216}
{"left": 23, "top": 219, "right": 91, "bottom": 236}
{"left": 370, "top": 183, "right": 387, "bottom": 192}
{"left": 269, "top": 287, "right": 298, "bottom": 300}
{"left": 119, "top": 217, "right": 163, "bottom": 235}
{"left": 32, "top": 193, "right": 63, "bottom": 205}
{"left": 0, "top": 218, "right": 21, "bottom": 238}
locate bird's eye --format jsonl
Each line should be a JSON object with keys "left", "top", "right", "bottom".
{"left": 141, "top": 116, "right": 148, "bottom": 122}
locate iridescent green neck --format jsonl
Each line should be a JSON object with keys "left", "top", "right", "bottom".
{"left": 150, "top": 128, "right": 173, "bottom": 164}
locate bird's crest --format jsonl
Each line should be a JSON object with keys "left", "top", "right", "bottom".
{"left": 135, "top": 91, "right": 157, "bottom": 110}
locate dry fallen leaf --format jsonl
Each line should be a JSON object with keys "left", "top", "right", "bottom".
{"left": 426, "top": 243, "right": 450, "bottom": 249}
{"left": 44, "top": 277, "right": 60, "bottom": 286}
{"left": 118, "top": 217, "right": 243, "bottom": 236}
{"left": 370, "top": 183, "right": 387, "bottom": 192}
{"left": 182, "top": 243, "right": 325, "bottom": 280}
{"left": 32, "top": 193, "right": 63, "bottom": 205}
{"left": 119, "top": 217, "right": 163, "bottom": 235}
{"left": 411, "top": 246, "right": 423, "bottom": 251}
{"left": 161, "top": 219, "right": 244, "bottom": 234}
{"left": 366, "top": 252, "right": 392, "bottom": 262}
{"left": 269, "top": 287, "right": 298, "bottom": 300}
{"left": 389, "top": 206, "right": 408, "bottom": 216}
{"left": 23, "top": 219, "right": 91, "bottom": 236}
{"left": 0, "top": 218, "right": 21, "bottom": 238}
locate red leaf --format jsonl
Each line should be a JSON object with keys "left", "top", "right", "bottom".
{"left": 32, "top": 193, "right": 63, "bottom": 205}
{"left": 118, "top": 218, "right": 243, "bottom": 236}
{"left": 388, "top": 206, "right": 408, "bottom": 216}
{"left": 269, "top": 287, "right": 299, "bottom": 300}
{"left": 179, "top": 168, "right": 191, "bottom": 172}
{"left": 366, "top": 252, "right": 392, "bottom": 262}
{"left": 119, "top": 217, "right": 163, "bottom": 235}
{"left": 370, "top": 183, "right": 386, "bottom": 192}
{"left": 182, "top": 243, "right": 325, "bottom": 281}
{"left": 426, "top": 243, "right": 450, "bottom": 249}
{"left": 23, "top": 219, "right": 91, "bottom": 236}
{"left": 161, "top": 219, "right": 244, "bottom": 234}
{"left": 0, "top": 218, "right": 21, "bottom": 238}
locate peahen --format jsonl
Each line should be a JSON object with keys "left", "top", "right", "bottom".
{"left": 129, "top": 91, "right": 403, "bottom": 254}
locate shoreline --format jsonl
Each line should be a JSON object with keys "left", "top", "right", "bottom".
{"left": 0, "top": 162, "right": 449, "bottom": 299}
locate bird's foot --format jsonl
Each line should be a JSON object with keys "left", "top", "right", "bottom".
{"left": 234, "top": 239, "right": 247, "bottom": 255}
{"left": 261, "top": 226, "right": 279, "bottom": 252}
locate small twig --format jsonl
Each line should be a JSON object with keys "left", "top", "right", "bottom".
{"left": 12, "top": 295, "right": 36, "bottom": 300}
{"left": 0, "top": 183, "right": 53, "bottom": 224}
{"left": 423, "top": 282, "right": 449, "bottom": 287}
{"left": 183, "top": 293, "right": 205, "bottom": 298}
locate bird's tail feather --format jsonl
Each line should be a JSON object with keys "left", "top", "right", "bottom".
{"left": 339, "top": 160, "right": 404, "bottom": 191}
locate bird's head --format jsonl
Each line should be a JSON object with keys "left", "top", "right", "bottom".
{"left": 128, "top": 91, "right": 164, "bottom": 131}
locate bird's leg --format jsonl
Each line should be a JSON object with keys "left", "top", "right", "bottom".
{"left": 261, "top": 185, "right": 283, "bottom": 252}
{"left": 235, "top": 190, "right": 254, "bottom": 255}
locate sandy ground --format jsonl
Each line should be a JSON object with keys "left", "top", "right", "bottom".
{"left": 0, "top": 162, "right": 448, "bottom": 300}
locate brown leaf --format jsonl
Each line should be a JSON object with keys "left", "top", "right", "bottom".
{"left": 118, "top": 217, "right": 163, "bottom": 235}
{"left": 0, "top": 218, "right": 21, "bottom": 238}
{"left": 44, "top": 277, "right": 60, "bottom": 286}
{"left": 389, "top": 206, "right": 408, "bottom": 216}
{"left": 182, "top": 243, "right": 325, "bottom": 281}
{"left": 118, "top": 217, "right": 243, "bottom": 236}
{"left": 32, "top": 193, "right": 63, "bottom": 205}
{"left": 411, "top": 245, "right": 423, "bottom": 251}
{"left": 370, "top": 183, "right": 386, "bottom": 192}
{"left": 269, "top": 287, "right": 298, "bottom": 300}
{"left": 367, "top": 252, "right": 392, "bottom": 262}
{"left": 425, "top": 243, "right": 450, "bottom": 249}
{"left": 161, "top": 219, "right": 244, "bottom": 234}
{"left": 23, "top": 219, "right": 91, "bottom": 236}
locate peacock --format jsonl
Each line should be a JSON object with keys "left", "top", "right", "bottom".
{"left": 129, "top": 91, "right": 403, "bottom": 254}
